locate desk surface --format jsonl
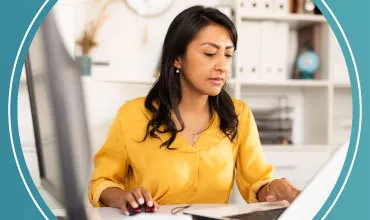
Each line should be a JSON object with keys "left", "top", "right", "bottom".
{"left": 87, "top": 204, "right": 227, "bottom": 220}
{"left": 86, "top": 202, "right": 289, "bottom": 220}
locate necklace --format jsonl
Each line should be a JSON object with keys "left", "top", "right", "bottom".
{"left": 187, "top": 115, "right": 210, "bottom": 145}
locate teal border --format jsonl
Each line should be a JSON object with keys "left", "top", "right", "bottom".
{"left": 2, "top": 0, "right": 368, "bottom": 219}
{"left": 6, "top": 0, "right": 57, "bottom": 219}
{"left": 313, "top": 0, "right": 364, "bottom": 219}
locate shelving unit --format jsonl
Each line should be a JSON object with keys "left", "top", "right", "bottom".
{"left": 230, "top": 0, "right": 352, "bottom": 151}
{"left": 91, "top": 75, "right": 156, "bottom": 85}
{"left": 238, "top": 79, "right": 329, "bottom": 87}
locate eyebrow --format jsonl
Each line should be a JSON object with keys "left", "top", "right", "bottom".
{"left": 199, "top": 42, "right": 234, "bottom": 49}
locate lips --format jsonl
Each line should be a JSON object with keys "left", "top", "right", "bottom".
{"left": 209, "top": 77, "right": 224, "bottom": 85}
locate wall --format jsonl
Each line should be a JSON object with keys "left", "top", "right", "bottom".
{"left": 85, "top": 0, "right": 233, "bottom": 80}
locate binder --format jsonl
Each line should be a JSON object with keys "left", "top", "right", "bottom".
{"left": 238, "top": 21, "right": 262, "bottom": 82}
{"left": 239, "top": 0, "right": 262, "bottom": 16}
{"left": 273, "top": 22, "right": 290, "bottom": 81}
{"left": 273, "top": 0, "right": 290, "bottom": 14}
{"left": 260, "top": 21, "right": 275, "bottom": 81}
{"left": 260, "top": 0, "right": 274, "bottom": 15}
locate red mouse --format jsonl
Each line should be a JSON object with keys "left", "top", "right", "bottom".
{"left": 127, "top": 203, "right": 155, "bottom": 216}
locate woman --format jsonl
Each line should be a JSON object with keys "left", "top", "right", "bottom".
{"left": 88, "top": 5, "right": 300, "bottom": 216}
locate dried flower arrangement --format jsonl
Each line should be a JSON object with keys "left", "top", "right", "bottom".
{"left": 76, "top": 0, "right": 114, "bottom": 56}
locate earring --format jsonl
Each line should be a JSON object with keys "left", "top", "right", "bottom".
{"left": 176, "top": 69, "right": 180, "bottom": 74}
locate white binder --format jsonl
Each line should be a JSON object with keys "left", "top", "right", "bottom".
{"left": 273, "top": 22, "right": 290, "bottom": 81}
{"left": 238, "top": 21, "right": 262, "bottom": 82}
{"left": 273, "top": 0, "right": 290, "bottom": 14}
{"left": 239, "top": 0, "right": 262, "bottom": 16}
{"left": 260, "top": 21, "right": 275, "bottom": 81}
{"left": 260, "top": 0, "right": 274, "bottom": 15}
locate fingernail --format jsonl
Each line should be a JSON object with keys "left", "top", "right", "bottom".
{"left": 147, "top": 201, "right": 153, "bottom": 207}
{"left": 138, "top": 198, "right": 145, "bottom": 205}
{"left": 124, "top": 211, "right": 129, "bottom": 216}
{"left": 132, "top": 202, "right": 138, "bottom": 208}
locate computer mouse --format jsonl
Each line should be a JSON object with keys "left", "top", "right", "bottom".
{"left": 127, "top": 203, "right": 155, "bottom": 216}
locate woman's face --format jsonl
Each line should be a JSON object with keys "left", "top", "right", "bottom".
{"left": 174, "top": 24, "right": 234, "bottom": 96}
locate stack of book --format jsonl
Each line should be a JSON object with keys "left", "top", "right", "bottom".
{"left": 251, "top": 97, "right": 294, "bottom": 145}
{"left": 255, "top": 117, "right": 293, "bottom": 145}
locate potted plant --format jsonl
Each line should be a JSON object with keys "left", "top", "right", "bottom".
{"left": 75, "top": 0, "right": 113, "bottom": 76}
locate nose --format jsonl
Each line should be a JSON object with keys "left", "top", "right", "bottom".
{"left": 215, "top": 55, "right": 228, "bottom": 74}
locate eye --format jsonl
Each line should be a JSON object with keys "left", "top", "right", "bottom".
{"left": 204, "top": 53, "right": 215, "bottom": 57}
{"left": 225, "top": 54, "right": 233, "bottom": 58}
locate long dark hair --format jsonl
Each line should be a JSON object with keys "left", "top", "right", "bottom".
{"left": 143, "top": 5, "right": 238, "bottom": 149}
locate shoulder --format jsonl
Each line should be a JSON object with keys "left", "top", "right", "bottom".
{"left": 232, "top": 98, "right": 251, "bottom": 117}
{"left": 117, "top": 96, "right": 150, "bottom": 121}
{"left": 119, "top": 96, "right": 145, "bottom": 112}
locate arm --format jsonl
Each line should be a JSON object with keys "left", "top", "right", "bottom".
{"left": 88, "top": 106, "right": 159, "bottom": 215}
{"left": 88, "top": 109, "right": 129, "bottom": 207}
{"left": 235, "top": 101, "right": 275, "bottom": 203}
{"left": 100, "top": 187, "right": 128, "bottom": 208}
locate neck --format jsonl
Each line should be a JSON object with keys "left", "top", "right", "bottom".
{"left": 179, "top": 95, "right": 209, "bottom": 114}
{"left": 179, "top": 81, "right": 209, "bottom": 115}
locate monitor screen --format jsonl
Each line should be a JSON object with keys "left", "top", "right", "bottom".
{"left": 24, "top": 11, "right": 91, "bottom": 220}
{"left": 24, "top": 27, "right": 64, "bottom": 205}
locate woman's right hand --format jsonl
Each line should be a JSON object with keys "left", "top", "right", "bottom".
{"left": 119, "top": 187, "right": 159, "bottom": 216}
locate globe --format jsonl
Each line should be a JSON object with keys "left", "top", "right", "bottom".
{"left": 297, "top": 50, "right": 320, "bottom": 79}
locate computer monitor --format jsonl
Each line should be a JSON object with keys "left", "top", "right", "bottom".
{"left": 24, "top": 10, "right": 91, "bottom": 220}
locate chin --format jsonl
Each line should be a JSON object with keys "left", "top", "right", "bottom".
{"left": 206, "top": 89, "right": 223, "bottom": 96}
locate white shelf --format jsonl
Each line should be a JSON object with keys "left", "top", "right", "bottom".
{"left": 263, "top": 144, "right": 330, "bottom": 152}
{"left": 239, "top": 79, "right": 329, "bottom": 87}
{"left": 90, "top": 76, "right": 156, "bottom": 85}
{"left": 241, "top": 14, "right": 326, "bottom": 29}
{"left": 88, "top": 74, "right": 328, "bottom": 89}
{"left": 334, "top": 82, "right": 351, "bottom": 88}
{"left": 90, "top": 76, "right": 240, "bottom": 86}
{"left": 241, "top": 13, "right": 326, "bottom": 22}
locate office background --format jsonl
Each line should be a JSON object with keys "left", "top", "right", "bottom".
{"left": 17, "top": 0, "right": 352, "bottom": 215}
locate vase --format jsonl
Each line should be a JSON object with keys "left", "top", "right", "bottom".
{"left": 75, "top": 55, "right": 92, "bottom": 76}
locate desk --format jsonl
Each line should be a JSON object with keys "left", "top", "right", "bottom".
{"left": 86, "top": 202, "right": 288, "bottom": 220}
{"left": 87, "top": 204, "right": 228, "bottom": 220}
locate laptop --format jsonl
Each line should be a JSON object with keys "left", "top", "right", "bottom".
{"left": 183, "top": 143, "right": 348, "bottom": 220}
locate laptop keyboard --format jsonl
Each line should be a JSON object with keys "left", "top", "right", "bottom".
{"left": 224, "top": 207, "right": 287, "bottom": 220}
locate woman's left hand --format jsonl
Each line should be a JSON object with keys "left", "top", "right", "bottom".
{"left": 259, "top": 178, "right": 301, "bottom": 204}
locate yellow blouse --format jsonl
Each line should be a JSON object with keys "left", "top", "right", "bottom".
{"left": 88, "top": 97, "right": 274, "bottom": 207}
